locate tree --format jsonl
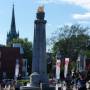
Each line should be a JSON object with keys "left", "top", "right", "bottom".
{"left": 11, "top": 38, "right": 32, "bottom": 75}
{"left": 50, "top": 24, "right": 90, "bottom": 61}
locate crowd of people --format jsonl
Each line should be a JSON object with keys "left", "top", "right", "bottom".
{"left": 0, "top": 80, "right": 20, "bottom": 90}
{"left": 49, "top": 70, "right": 90, "bottom": 90}
{"left": 65, "top": 71, "right": 89, "bottom": 90}
{"left": 0, "top": 71, "right": 90, "bottom": 90}
{"left": 0, "top": 84, "right": 15, "bottom": 90}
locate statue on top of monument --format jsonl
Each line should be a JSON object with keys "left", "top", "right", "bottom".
{"left": 37, "top": 6, "right": 44, "bottom": 13}
{"left": 37, "top": 6, "right": 45, "bottom": 20}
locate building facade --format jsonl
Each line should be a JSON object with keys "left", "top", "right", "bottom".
{"left": 0, "top": 47, "right": 23, "bottom": 79}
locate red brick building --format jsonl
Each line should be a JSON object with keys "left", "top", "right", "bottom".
{"left": 0, "top": 47, "right": 23, "bottom": 79}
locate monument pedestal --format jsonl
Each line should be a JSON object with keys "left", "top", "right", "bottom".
{"left": 30, "top": 72, "right": 40, "bottom": 87}
{"left": 20, "top": 85, "right": 56, "bottom": 90}
{"left": 20, "top": 86, "right": 40, "bottom": 90}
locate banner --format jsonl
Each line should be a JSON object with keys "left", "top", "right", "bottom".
{"left": 64, "top": 58, "right": 69, "bottom": 78}
{"left": 15, "top": 59, "right": 19, "bottom": 80}
{"left": 56, "top": 60, "right": 61, "bottom": 80}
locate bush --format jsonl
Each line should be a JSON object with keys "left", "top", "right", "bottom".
{"left": 17, "top": 80, "right": 30, "bottom": 85}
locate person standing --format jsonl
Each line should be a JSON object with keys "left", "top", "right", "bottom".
{"left": 77, "top": 72, "right": 86, "bottom": 90}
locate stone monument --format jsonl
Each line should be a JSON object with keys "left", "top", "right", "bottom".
{"left": 20, "top": 6, "right": 48, "bottom": 90}
{"left": 31, "top": 6, "right": 48, "bottom": 86}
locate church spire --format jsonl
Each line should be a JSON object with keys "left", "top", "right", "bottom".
{"left": 11, "top": 4, "right": 16, "bottom": 33}
{"left": 6, "top": 4, "right": 19, "bottom": 46}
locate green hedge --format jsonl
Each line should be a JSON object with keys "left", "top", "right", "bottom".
{"left": 17, "top": 80, "right": 30, "bottom": 85}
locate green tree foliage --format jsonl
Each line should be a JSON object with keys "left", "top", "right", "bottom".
{"left": 51, "top": 24, "right": 90, "bottom": 61}
{"left": 12, "top": 38, "right": 32, "bottom": 75}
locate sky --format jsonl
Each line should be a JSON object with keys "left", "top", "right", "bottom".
{"left": 0, "top": 0, "right": 90, "bottom": 47}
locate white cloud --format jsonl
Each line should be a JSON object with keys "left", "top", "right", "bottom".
{"left": 78, "top": 21, "right": 89, "bottom": 24}
{"left": 56, "top": 23, "right": 72, "bottom": 28}
{"left": 73, "top": 12, "right": 90, "bottom": 21}
{"left": 47, "top": 23, "right": 53, "bottom": 27}
{"left": 38, "top": 0, "right": 61, "bottom": 4}
{"left": 38, "top": 0, "right": 90, "bottom": 10}
{"left": 62, "top": 0, "right": 90, "bottom": 10}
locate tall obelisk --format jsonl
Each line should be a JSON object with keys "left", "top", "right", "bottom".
{"left": 31, "top": 6, "right": 48, "bottom": 85}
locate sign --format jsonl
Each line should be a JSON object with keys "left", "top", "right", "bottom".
{"left": 64, "top": 58, "right": 69, "bottom": 78}
{"left": 15, "top": 59, "right": 19, "bottom": 80}
{"left": 56, "top": 60, "right": 61, "bottom": 80}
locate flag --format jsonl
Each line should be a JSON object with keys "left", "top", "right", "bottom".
{"left": 56, "top": 59, "right": 61, "bottom": 80}
{"left": 64, "top": 58, "right": 69, "bottom": 78}
{"left": 15, "top": 59, "right": 19, "bottom": 79}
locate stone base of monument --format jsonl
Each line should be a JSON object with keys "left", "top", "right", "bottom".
{"left": 40, "top": 83, "right": 55, "bottom": 90}
{"left": 20, "top": 83, "right": 61, "bottom": 90}
{"left": 20, "top": 72, "right": 61, "bottom": 90}
{"left": 40, "top": 83, "right": 61, "bottom": 90}
{"left": 20, "top": 86, "right": 61, "bottom": 90}
{"left": 20, "top": 86, "right": 55, "bottom": 90}
{"left": 20, "top": 86, "right": 40, "bottom": 90}
{"left": 30, "top": 72, "right": 40, "bottom": 87}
